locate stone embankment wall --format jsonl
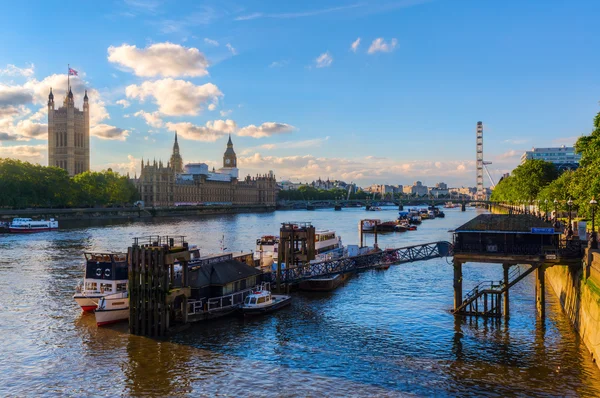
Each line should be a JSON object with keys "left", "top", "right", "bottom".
{"left": 0, "top": 204, "right": 275, "bottom": 221}
{"left": 546, "top": 249, "right": 600, "bottom": 369}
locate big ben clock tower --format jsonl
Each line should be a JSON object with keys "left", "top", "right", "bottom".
{"left": 223, "top": 134, "right": 237, "bottom": 167}
{"left": 222, "top": 134, "right": 239, "bottom": 179}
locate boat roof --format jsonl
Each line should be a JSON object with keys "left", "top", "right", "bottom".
{"left": 315, "top": 229, "right": 336, "bottom": 234}
{"left": 189, "top": 259, "right": 263, "bottom": 287}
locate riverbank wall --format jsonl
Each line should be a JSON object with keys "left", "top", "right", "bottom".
{"left": 546, "top": 249, "right": 600, "bottom": 369}
{"left": 0, "top": 204, "right": 276, "bottom": 221}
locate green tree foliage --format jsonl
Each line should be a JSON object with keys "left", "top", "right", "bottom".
{"left": 0, "top": 158, "right": 138, "bottom": 208}
{"left": 491, "top": 159, "right": 558, "bottom": 203}
{"left": 278, "top": 186, "right": 374, "bottom": 201}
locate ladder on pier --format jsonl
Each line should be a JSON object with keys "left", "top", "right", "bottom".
{"left": 452, "top": 263, "right": 542, "bottom": 317}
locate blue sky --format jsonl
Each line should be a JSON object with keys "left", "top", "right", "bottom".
{"left": 0, "top": 0, "right": 599, "bottom": 187}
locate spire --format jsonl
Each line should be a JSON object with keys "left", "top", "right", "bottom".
{"left": 48, "top": 87, "right": 54, "bottom": 100}
{"left": 227, "top": 133, "right": 233, "bottom": 147}
{"left": 84, "top": 90, "right": 88, "bottom": 101}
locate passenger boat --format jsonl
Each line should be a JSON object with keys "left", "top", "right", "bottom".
{"left": 314, "top": 229, "right": 344, "bottom": 261}
{"left": 73, "top": 252, "right": 128, "bottom": 312}
{"left": 95, "top": 291, "right": 129, "bottom": 326}
{"left": 240, "top": 283, "right": 291, "bottom": 316}
{"left": 9, "top": 217, "right": 58, "bottom": 233}
{"left": 254, "top": 235, "right": 279, "bottom": 267}
{"left": 408, "top": 212, "right": 422, "bottom": 224}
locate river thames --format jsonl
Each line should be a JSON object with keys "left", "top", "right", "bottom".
{"left": 1, "top": 207, "right": 600, "bottom": 397}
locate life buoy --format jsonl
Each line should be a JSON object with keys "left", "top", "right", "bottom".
{"left": 96, "top": 268, "right": 102, "bottom": 277}
{"left": 104, "top": 268, "right": 111, "bottom": 278}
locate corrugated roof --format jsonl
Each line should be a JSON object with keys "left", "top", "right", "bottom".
{"left": 454, "top": 214, "right": 556, "bottom": 233}
{"left": 190, "top": 259, "right": 262, "bottom": 287}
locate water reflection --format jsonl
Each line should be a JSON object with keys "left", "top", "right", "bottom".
{"left": 1, "top": 207, "right": 600, "bottom": 396}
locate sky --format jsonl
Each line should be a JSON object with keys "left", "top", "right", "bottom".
{"left": 0, "top": 0, "right": 599, "bottom": 188}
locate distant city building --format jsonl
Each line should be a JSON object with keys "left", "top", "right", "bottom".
{"left": 136, "top": 134, "right": 277, "bottom": 207}
{"left": 410, "top": 181, "right": 428, "bottom": 196}
{"left": 520, "top": 145, "right": 581, "bottom": 170}
{"left": 47, "top": 87, "right": 90, "bottom": 176}
{"left": 436, "top": 182, "right": 448, "bottom": 190}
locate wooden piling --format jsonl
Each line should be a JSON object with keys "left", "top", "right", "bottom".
{"left": 503, "top": 263, "right": 510, "bottom": 320}
{"left": 536, "top": 265, "right": 545, "bottom": 318}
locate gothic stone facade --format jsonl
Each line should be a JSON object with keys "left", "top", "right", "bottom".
{"left": 47, "top": 87, "right": 90, "bottom": 176}
{"left": 137, "top": 135, "right": 277, "bottom": 207}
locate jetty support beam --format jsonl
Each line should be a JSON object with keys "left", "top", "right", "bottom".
{"left": 536, "top": 265, "right": 545, "bottom": 318}
{"left": 503, "top": 263, "right": 510, "bottom": 319}
{"left": 453, "top": 259, "right": 463, "bottom": 312}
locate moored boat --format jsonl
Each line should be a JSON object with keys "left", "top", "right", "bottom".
{"left": 73, "top": 252, "right": 128, "bottom": 312}
{"left": 314, "top": 229, "right": 344, "bottom": 261}
{"left": 240, "top": 283, "right": 291, "bottom": 316}
{"left": 95, "top": 291, "right": 129, "bottom": 326}
{"left": 299, "top": 273, "right": 348, "bottom": 291}
{"left": 9, "top": 217, "right": 58, "bottom": 233}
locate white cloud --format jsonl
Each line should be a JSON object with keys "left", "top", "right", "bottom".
{"left": 116, "top": 99, "right": 130, "bottom": 108}
{"left": 237, "top": 122, "right": 295, "bottom": 138}
{"left": 14, "top": 119, "right": 47, "bottom": 139}
{"left": 0, "top": 132, "right": 19, "bottom": 141}
{"left": 0, "top": 84, "right": 34, "bottom": 106}
{"left": 166, "top": 120, "right": 237, "bottom": 142}
{"left": 269, "top": 60, "right": 288, "bottom": 68}
{"left": 503, "top": 138, "right": 529, "bottom": 144}
{"left": 315, "top": 52, "right": 333, "bottom": 68}
{"left": 498, "top": 150, "right": 520, "bottom": 159}
{"left": 220, "top": 109, "right": 232, "bottom": 117}
{"left": 351, "top": 38, "right": 361, "bottom": 53}
{"left": 208, "top": 103, "right": 217, "bottom": 111}
{"left": 368, "top": 38, "right": 398, "bottom": 54}
{"left": 107, "top": 42, "right": 209, "bottom": 78}
{"left": 204, "top": 38, "right": 219, "bottom": 46}
{"left": 234, "top": 4, "right": 362, "bottom": 21}
{"left": 125, "top": 78, "right": 222, "bottom": 116}
{"left": 91, "top": 124, "right": 129, "bottom": 141}
{"left": 0, "top": 63, "right": 35, "bottom": 77}
{"left": 95, "top": 154, "right": 140, "bottom": 176}
{"left": 0, "top": 144, "right": 45, "bottom": 162}
{"left": 134, "top": 110, "right": 163, "bottom": 128}
{"left": 240, "top": 137, "right": 329, "bottom": 155}
{"left": 226, "top": 43, "right": 237, "bottom": 55}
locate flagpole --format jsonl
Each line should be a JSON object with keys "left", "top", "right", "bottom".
{"left": 67, "top": 63, "right": 70, "bottom": 91}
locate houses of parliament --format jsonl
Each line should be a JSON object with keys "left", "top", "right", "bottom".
{"left": 136, "top": 133, "right": 277, "bottom": 207}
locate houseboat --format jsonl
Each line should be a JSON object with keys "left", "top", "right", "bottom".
{"left": 73, "top": 252, "right": 128, "bottom": 312}
{"left": 9, "top": 217, "right": 58, "bottom": 233}
{"left": 95, "top": 291, "right": 129, "bottom": 327}
{"left": 240, "top": 283, "right": 291, "bottom": 316}
{"left": 254, "top": 235, "right": 279, "bottom": 268}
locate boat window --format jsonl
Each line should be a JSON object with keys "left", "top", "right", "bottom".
{"left": 257, "top": 297, "right": 265, "bottom": 304}
{"left": 85, "top": 282, "right": 98, "bottom": 291}
{"left": 251, "top": 298, "right": 257, "bottom": 305}
{"left": 244, "top": 297, "right": 251, "bottom": 304}
{"left": 101, "top": 283, "right": 113, "bottom": 292}
{"left": 116, "top": 283, "right": 127, "bottom": 292}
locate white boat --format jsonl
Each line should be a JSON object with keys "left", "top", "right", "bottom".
{"left": 9, "top": 217, "right": 58, "bottom": 233}
{"left": 95, "top": 291, "right": 129, "bottom": 327}
{"left": 314, "top": 229, "right": 344, "bottom": 262}
{"left": 73, "top": 252, "right": 128, "bottom": 312}
{"left": 240, "top": 283, "right": 291, "bottom": 316}
{"left": 361, "top": 219, "right": 381, "bottom": 231}
{"left": 254, "top": 235, "right": 279, "bottom": 267}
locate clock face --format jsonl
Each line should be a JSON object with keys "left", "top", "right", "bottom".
{"left": 225, "top": 158, "right": 230, "bottom": 165}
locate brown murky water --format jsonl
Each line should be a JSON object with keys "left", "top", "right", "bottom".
{"left": 1, "top": 207, "right": 599, "bottom": 397}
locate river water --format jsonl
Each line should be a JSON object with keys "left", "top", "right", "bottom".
{"left": 1, "top": 207, "right": 600, "bottom": 397}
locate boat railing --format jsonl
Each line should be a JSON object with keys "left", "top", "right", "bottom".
{"left": 189, "top": 286, "right": 257, "bottom": 314}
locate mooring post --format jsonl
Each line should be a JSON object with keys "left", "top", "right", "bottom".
{"left": 503, "top": 263, "right": 510, "bottom": 320}
{"left": 453, "top": 260, "right": 463, "bottom": 312}
{"left": 536, "top": 265, "right": 545, "bottom": 318}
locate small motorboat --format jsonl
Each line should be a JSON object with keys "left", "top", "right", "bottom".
{"left": 240, "top": 283, "right": 291, "bottom": 316}
{"left": 394, "top": 224, "right": 408, "bottom": 232}
{"left": 95, "top": 291, "right": 129, "bottom": 326}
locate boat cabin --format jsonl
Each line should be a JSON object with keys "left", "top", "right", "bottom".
{"left": 83, "top": 252, "right": 128, "bottom": 294}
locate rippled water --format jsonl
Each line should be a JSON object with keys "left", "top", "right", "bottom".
{"left": 1, "top": 207, "right": 600, "bottom": 397}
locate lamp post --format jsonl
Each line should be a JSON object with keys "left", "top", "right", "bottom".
{"left": 553, "top": 199, "right": 559, "bottom": 228}
{"left": 591, "top": 198, "right": 598, "bottom": 249}
{"left": 544, "top": 199, "right": 548, "bottom": 222}
{"left": 567, "top": 198, "right": 573, "bottom": 238}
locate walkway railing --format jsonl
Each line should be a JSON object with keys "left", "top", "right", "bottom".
{"left": 187, "top": 287, "right": 256, "bottom": 315}
{"left": 264, "top": 241, "right": 452, "bottom": 284}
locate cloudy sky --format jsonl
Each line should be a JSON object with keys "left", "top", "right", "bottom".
{"left": 0, "top": 0, "right": 599, "bottom": 187}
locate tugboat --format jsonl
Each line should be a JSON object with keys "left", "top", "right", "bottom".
{"left": 73, "top": 252, "right": 128, "bottom": 312}
{"left": 240, "top": 283, "right": 291, "bottom": 316}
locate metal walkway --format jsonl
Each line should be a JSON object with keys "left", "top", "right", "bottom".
{"left": 265, "top": 241, "right": 452, "bottom": 284}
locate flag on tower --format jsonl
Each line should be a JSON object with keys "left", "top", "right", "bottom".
{"left": 68, "top": 68, "right": 78, "bottom": 76}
